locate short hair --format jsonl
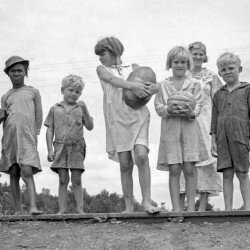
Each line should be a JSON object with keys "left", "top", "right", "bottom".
{"left": 217, "top": 52, "right": 241, "bottom": 69}
{"left": 61, "top": 75, "right": 85, "bottom": 90}
{"left": 188, "top": 41, "right": 208, "bottom": 63}
{"left": 94, "top": 36, "right": 124, "bottom": 58}
{"left": 166, "top": 46, "right": 193, "bottom": 70}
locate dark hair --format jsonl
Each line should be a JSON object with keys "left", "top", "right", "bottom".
{"left": 94, "top": 37, "right": 124, "bottom": 58}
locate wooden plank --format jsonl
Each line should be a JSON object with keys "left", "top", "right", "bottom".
{"left": 0, "top": 211, "right": 250, "bottom": 223}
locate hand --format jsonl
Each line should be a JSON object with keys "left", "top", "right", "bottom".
{"left": 167, "top": 102, "right": 179, "bottom": 116}
{"left": 78, "top": 100, "right": 88, "bottom": 114}
{"left": 176, "top": 104, "right": 195, "bottom": 119}
{"left": 131, "top": 79, "right": 151, "bottom": 98}
{"left": 47, "top": 149, "right": 55, "bottom": 162}
{"left": 147, "top": 82, "right": 160, "bottom": 95}
{"left": 211, "top": 143, "right": 218, "bottom": 158}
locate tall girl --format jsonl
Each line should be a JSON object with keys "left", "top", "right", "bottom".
{"left": 179, "top": 42, "right": 222, "bottom": 211}
{"left": 154, "top": 46, "right": 204, "bottom": 212}
{"left": 95, "top": 37, "right": 159, "bottom": 213}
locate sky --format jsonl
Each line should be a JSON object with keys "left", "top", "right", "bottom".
{"left": 0, "top": 0, "right": 250, "bottom": 210}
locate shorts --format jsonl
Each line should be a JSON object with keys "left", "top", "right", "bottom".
{"left": 51, "top": 138, "right": 86, "bottom": 173}
{"left": 217, "top": 137, "right": 249, "bottom": 173}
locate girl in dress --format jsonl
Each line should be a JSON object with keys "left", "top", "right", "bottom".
{"left": 0, "top": 56, "right": 43, "bottom": 215}
{"left": 179, "top": 42, "right": 222, "bottom": 211}
{"left": 155, "top": 46, "right": 204, "bottom": 212}
{"left": 95, "top": 37, "right": 160, "bottom": 213}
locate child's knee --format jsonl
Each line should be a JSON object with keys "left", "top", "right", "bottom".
{"left": 71, "top": 174, "right": 82, "bottom": 187}
{"left": 59, "top": 172, "right": 70, "bottom": 186}
{"left": 169, "top": 165, "right": 181, "bottom": 177}
{"left": 235, "top": 171, "right": 249, "bottom": 181}
{"left": 120, "top": 158, "right": 133, "bottom": 174}
{"left": 20, "top": 165, "right": 33, "bottom": 179}
{"left": 135, "top": 152, "right": 148, "bottom": 167}
{"left": 223, "top": 168, "right": 234, "bottom": 180}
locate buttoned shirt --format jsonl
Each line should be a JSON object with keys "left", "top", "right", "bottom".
{"left": 44, "top": 102, "right": 85, "bottom": 144}
{"left": 210, "top": 82, "right": 250, "bottom": 144}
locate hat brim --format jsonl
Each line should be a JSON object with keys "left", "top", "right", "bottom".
{"left": 4, "top": 60, "right": 29, "bottom": 74}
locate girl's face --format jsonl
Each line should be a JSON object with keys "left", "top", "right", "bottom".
{"left": 8, "top": 63, "right": 26, "bottom": 88}
{"left": 171, "top": 55, "right": 188, "bottom": 77}
{"left": 62, "top": 85, "right": 82, "bottom": 105}
{"left": 191, "top": 49, "right": 206, "bottom": 67}
{"left": 99, "top": 51, "right": 117, "bottom": 66}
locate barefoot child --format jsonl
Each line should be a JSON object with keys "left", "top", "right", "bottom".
{"left": 45, "top": 75, "right": 93, "bottom": 214}
{"left": 154, "top": 46, "right": 203, "bottom": 212}
{"left": 95, "top": 36, "right": 160, "bottom": 213}
{"left": 211, "top": 52, "right": 250, "bottom": 210}
{"left": 0, "top": 56, "right": 43, "bottom": 215}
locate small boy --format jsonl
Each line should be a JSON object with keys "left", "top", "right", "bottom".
{"left": 45, "top": 75, "right": 93, "bottom": 214}
{"left": 211, "top": 52, "right": 250, "bottom": 210}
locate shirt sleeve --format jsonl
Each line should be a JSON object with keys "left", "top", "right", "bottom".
{"left": 44, "top": 107, "right": 54, "bottom": 128}
{"left": 34, "top": 89, "right": 43, "bottom": 135}
{"left": 154, "top": 83, "right": 171, "bottom": 118}
{"left": 210, "top": 93, "right": 218, "bottom": 135}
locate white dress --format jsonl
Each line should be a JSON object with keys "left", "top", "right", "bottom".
{"left": 98, "top": 64, "right": 150, "bottom": 162}
{"left": 180, "top": 68, "right": 222, "bottom": 195}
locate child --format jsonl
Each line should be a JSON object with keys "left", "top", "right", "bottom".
{"left": 0, "top": 56, "right": 43, "bottom": 215}
{"left": 95, "top": 36, "right": 160, "bottom": 213}
{"left": 179, "top": 42, "right": 222, "bottom": 211}
{"left": 211, "top": 52, "right": 250, "bottom": 210}
{"left": 44, "top": 75, "right": 93, "bottom": 214}
{"left": 154, "top": 46, "right": 203, "bottom": 212}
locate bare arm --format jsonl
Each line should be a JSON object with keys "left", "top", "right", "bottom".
{"left": 34, "top": 90, "right": 43, "bottom": 135}
{"left": 46, "top": 126, "right": 55, "bottom": 162}
{"left": 211, "top": 133, "right": 218, "bottom": 158}
{"left": 96, "top": 65, "right": 151, "bottom": 98}
{"left": 78, "top": 101, "right": 94, "bottom": 130}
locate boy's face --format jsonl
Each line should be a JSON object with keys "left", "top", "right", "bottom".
{"left": 171, "top": 55, "right": 188, "bottom": 77}
{"left": 99, "top": 51, "right": 117, "bottom": 66}
{"left": 218, "top": 63, "right": 242, "bottom": 85}
{"left": 8, "top": 63, "right": 26, "bottom": 87}
{"left": 61, "top": 86, "right": 82, "bottom": 105}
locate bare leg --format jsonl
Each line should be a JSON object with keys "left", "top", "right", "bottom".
{"left": 183, "top": 162, "right": 196, "bottom": 212}
{"left": 235, "top": 171, "right": 250, "bottom": 210}
{"left": 198, "top": 192, "right": 209, "bottom": 211}
{"left": 9, "top": 164, "right": 23, "bottom": 214}
{"left": 169, "top": 164, "right": 181, "bottom": 212}
{"left": 223, "top": 168, "right": 234, "bottom": 211}
{"left": 21, "top": 165, "right": 43, "bottom": 215}
{"left": 71, "top": 169, "right": 84, "bottom": 214}
{"left": 179, "top": 193, "right": 186, "bottom": 211}
{"left": 57, "top": 168, "right": 69, "bottom": 214}
{"left": 134, "top": 145, "right": 160, "bottom": 214}
{"left": 118, "top": 151, "right": 134, "bottom": 212}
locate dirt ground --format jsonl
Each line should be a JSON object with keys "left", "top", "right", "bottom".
{"left": 0, "top": 219, "right": 250, "bottom": 250}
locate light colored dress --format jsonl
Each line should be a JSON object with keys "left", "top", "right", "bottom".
{"left": 180, "top": 68, "right": 222, "bottom": 195}
{"left": 154, "top": 76, "right": 208, "bottom": 170}
{"left": 0, "top": 85, "right": 42, "bottom": 174}
{"left": 99, "top": 64, "right": 150, "bottom": 162}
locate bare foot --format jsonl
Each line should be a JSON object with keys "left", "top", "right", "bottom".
{"left": 56, "top": 211, "right": 67, "bottom": 215}
{"left": 143, "top": 204, "right": 161, "bottom": 214}
{"left": 14, "top": 211, "right": 24, "bottom": 216}
{"left": 30, "top": 209, "right": 43, "bottom": 215}
{"left": 76, "top": 210, "right": 85, "bottom": 214}
{"left": 121, "top": 209, "right": 134, "bottom": 214}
